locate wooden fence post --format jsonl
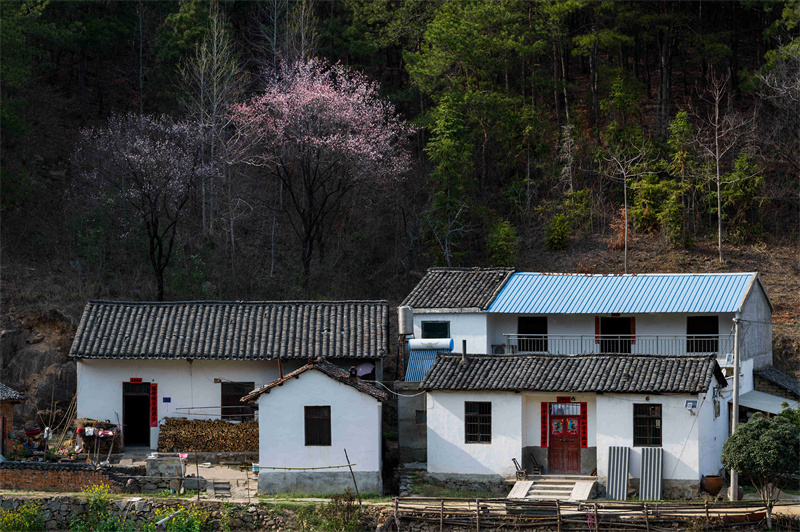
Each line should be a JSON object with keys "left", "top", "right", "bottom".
{"left": 475, "top": 498, "right": 480, "bottom": 532}
{"left": 644, "top": 502, "right": 650, "bottom": 532}
{"left": 556, "top": 499, "right": 562, "bottom": 532}
{"left": 440, "top": 500, "right": 444, "bottom": 532}
{"left": 594, "top": 503, "right": 599, "bottom": 532}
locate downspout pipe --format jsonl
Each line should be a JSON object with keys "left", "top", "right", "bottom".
{"left": 729, "top": 314, "right": 741, "bottom": 501}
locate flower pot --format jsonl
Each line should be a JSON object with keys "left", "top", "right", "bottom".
{"left": 701, "top": 475, "right": 724, "bottom": 496}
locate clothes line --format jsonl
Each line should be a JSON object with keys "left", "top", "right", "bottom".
{"left": 255, "top": 464, "right": 357, "bottom": 471}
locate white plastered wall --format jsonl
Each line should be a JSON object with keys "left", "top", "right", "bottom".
{"left": 255, "top": 370, "right": 382, "bottom": 473}
{"left": 595, "top": 394, "right": 703, "bottom": 481}
{"left": 739, "top": 283, "right": 773, "bottom": 368}
{"left": 426, "top": 391, "right": 521, "bottom": 477}
{"left": 412, "top": 313, "right": 489, "bottom": 354}
{"left": 76, "top": 359, "right": 284, "bottom": 449}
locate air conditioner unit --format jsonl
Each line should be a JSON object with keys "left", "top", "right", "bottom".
{"left": 491, "top": 344, "right": 506, "bottom": 354}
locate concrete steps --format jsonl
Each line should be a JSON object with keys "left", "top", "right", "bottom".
{"left": 208, "top": 480, "right": 231, "bottom": 497}
{"left": 508, "top": 475, "right": 597, "bottom": 501}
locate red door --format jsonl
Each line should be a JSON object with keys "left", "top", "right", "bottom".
{"left": 548, "top": 416, "right": 581, "bottom": 474}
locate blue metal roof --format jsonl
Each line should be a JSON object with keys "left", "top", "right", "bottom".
{"left": 487, "top": 273, "right": 760, "bottom": 314}
{"left": 405, "top": 350, "right": 443, "bottom": 382}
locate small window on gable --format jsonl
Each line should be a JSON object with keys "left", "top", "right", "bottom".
{"left": 422, "top": 321, "right": 450, "bottom": 339}
{"left": 465, "top": 402, "right": 491, "bottom": 443}
{"left": 305, "top": 406, "right": 331, "bottom": 446}
{"left": 415, "top": 410, "right": 426, "bottom": 425}
{"left": 221, "top": 382, "right": 255, "bottom": 421}
{"left": 687, "top": 316, "right": 719, "bottom": 353}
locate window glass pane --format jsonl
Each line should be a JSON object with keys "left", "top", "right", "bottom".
{"left": 465, "top": 402, "right": 491, "bottom": 443}
{"left": 415, "top": 410, "right": 426, "bottom": 425}
{"left": 422, "top": 321, "right": 449, "bottom": 339}
{"left": 305, "top": 405, "right": 331, "bottom": 446}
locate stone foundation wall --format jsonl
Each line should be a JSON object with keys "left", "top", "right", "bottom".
{"left": 0, "top": 495, "right": 294, "bottom": 531}
{"left": 596, "top": 478, "right": 700, "bottom": 500}
{"left": 258, "top": 470, "right": 382, "bottom": 495}
{"left": 420, "top": 473, "right": 508, "bottom": 495}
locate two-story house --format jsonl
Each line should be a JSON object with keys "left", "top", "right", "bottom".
{"left": 399, "top": 268, "right": 792, "bottom": 499}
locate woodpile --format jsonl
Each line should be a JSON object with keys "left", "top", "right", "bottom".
{"left": 157, "top": 418, "right": 258, "bottom": 452}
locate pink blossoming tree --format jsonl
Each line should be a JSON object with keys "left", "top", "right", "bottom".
{"left": 229, "top": 58, "right": 413, "bottom": 286}
{"left": 72, "top": 113, "right": 216, "bottom": 300}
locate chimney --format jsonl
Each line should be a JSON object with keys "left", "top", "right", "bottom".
{"left": 349, "top": 366, "right": 357, "bottom": 379}
{"left": 460, "top": 339, "right": 467, "bottom": 366}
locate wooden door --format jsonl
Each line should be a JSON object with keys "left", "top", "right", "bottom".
{"left": 548, "top": 416, "right": 581, "bottom": 474}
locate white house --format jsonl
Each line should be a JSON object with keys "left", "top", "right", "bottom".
{"left": 70, "top": 300, "right": 388, "bottom": 449}
{"left": 400, "top": 268, "right": 792, "bottom": 498}
{"left": 243, "top": 357, "right": 387, "bottom": 495}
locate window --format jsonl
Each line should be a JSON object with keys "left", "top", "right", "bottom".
{"left": 415, "top": 410, "right": 427, "bottom": 425}
{"left": 305, "top": 406, "right": 331, "bottom": 446}
{"left": 422, "top": 321, "right": 450, "bottom": 339}
{"left": 633, "top": 404, "right": 662, "bottom": 446}
{"left": 465, "top": 402, "right": 491, "bottom": 443}
{"left": 221, "top": 382, "right": 255, "bottom": 421}
{"left": 687, "top": 316, "right": 719, "bottom": 353}
{"left": 518, "top": 316, "right": 547, "bottom": 352}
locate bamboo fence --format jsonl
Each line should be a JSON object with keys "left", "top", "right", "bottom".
{"left": 392, "top": 497, "right": 798, "bottom": 531}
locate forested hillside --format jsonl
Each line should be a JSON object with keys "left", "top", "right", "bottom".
{"left": 1, "top": 1, "right": 798, "bottom": 357}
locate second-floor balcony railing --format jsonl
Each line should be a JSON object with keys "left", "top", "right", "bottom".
{"left": 501, "top": 334, "right": 734, "bottom": 357}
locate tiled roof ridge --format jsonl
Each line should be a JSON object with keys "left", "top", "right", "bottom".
{"left": 425, "top": 267, "right": 516, "bottom": 272}
{"left": 86, "top": 299, "right": 389, "bottom": 305}
{"left": 242, "top": 357, "right": 388, "bottom": 402}
{"left": 434, "top": 353, "right": 717, "bottom": 360}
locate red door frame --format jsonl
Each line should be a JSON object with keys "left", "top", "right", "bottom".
{"left": 543, "top": 401, "right": 587, "bottom": 475}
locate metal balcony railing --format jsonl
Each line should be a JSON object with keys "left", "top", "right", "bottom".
{"left": 501, "top": 334, "right": 734, "bottom": 356}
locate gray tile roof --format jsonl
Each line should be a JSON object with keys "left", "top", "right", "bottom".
{"left": 69, "top": 300, "right": 388, "bottom": 361}
{"left": 401, "top": 267, "right": 514, "bottom": 310}
{"left": 242, "top": 357, "right": 388, "bottom": 402}
{"left": 755, "top": 367, "right": 800, "bottom": 398}
{"left": 420, "top": 354, "right": 727, "bottom": 394}
{"left": 0, "top": 382, "right": 26, "bottom": 402}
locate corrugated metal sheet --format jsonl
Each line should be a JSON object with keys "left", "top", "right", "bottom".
{"left": 640, "top": 447, "right": 663, "bottom": 501}
{"left": 405, "top": 350, "right": 444, "bottom": 382}
{"left": 606, "top": 446, "right": 630, "bottom": 501}
{"left": 488, "top": 273, "right": 757, "bottom": 314}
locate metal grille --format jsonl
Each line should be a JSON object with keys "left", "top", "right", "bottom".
{"left": 640, "top": 447, "right": 663, "bottom": 500}
{"left": 633, "top": 404, "right": 662, "bottom": 446}
{"left": 465, "top": 402, "right": 491, "bottom": 443}
{"left": 550, "top": 403, "right": 581, "bottom": 416}
{"left": 122, "top": 382, "right": 151, "bottom": 395}
{"left": 304, "top": 406, "right": 331, "bottom": 446}
{"left": 606, "top": 446, "right": 630, "bottom": 501}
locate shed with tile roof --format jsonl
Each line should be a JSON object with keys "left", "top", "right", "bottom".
{"left": 243, "top": 358, "right": 386, "bottom": 495}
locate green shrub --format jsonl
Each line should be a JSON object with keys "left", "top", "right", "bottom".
{"left": 544, "top": 214, "right": 570, "bottom": 251}
{"left": 295, "top": 490, "right": 362, "bottom": 532}
{"left": 142, "top": 505, "right": 209, "bottom": 532}
{"left": 0, "top": 500, "right": 44, "bottom": 532}
{"left": 487, "top": 219, "right": 518, "bottom": 266}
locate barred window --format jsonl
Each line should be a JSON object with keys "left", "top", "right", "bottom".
{"left": 305, "top": 406, "right": 331, "bottom": 446}
{"left": 633, "top": 404, "right": 662, "bottom": 446}
{"left": 465, "top": 402, "right": 491, "bottom": 444}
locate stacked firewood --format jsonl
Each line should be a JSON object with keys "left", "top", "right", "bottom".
{"left": 157, "top": 418, "right": 259, "bottom": 452}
